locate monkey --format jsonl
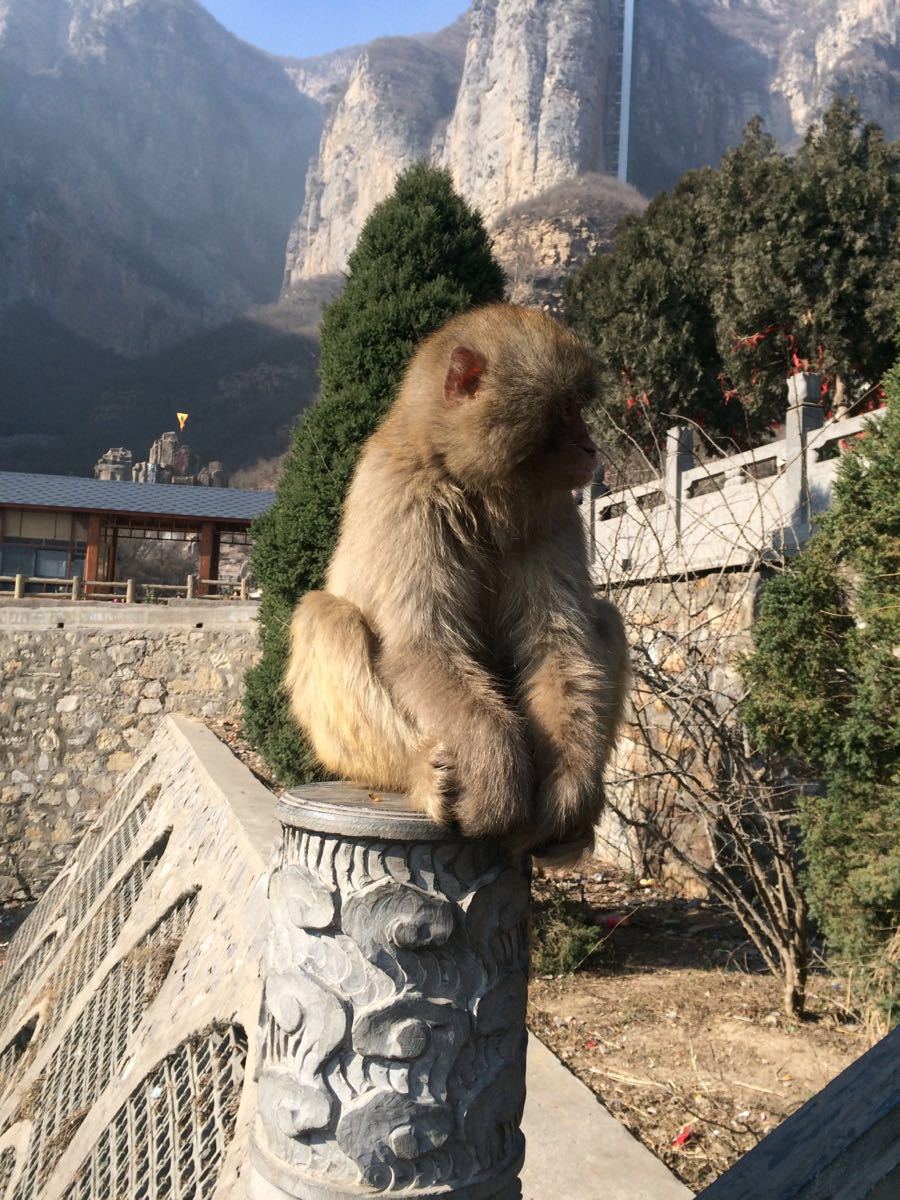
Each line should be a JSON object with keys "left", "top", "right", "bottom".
{"left": 285, "top": 303, "right": 628, "bottom": 857}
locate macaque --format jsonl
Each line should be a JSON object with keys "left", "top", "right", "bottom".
{"left": 285, "top": 303, "right": 628, "bottom": 856}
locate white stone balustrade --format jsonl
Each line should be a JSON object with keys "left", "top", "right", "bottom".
{"left": 583, "top": 376, "right": 883, "bottom": 582}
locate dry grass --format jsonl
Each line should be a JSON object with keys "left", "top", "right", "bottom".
{"left": 16, "top": 1075, "right": 44, "bottom": 1122}
{"left": 130, "top": 937, "right": 181, "bottom": 1003}
{"left": 529, "top": 865, "right": 866, "bottom": 1193}
{"left": 43, "top": 1105, "right": 89, "bottom": 1162}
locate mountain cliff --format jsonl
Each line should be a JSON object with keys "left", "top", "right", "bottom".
{"left": 285, "top": 0, "right": 899, "bottom": 284}
{"left": 0, "top": 0, "right": 322, "bottom": 355}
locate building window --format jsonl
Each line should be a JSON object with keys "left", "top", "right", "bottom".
{"left": 1, "top": 546, "right": 36, "bottom": 576}
{"left": 36, "top": 548, "right": 69, "bottom": 578}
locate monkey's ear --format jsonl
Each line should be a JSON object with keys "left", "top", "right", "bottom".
{"left": 443, "top": 346, "right": 486, "bottom": 404}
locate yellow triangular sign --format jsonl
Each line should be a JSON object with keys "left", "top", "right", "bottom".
{"left": 176, "top": 412, "right": 189, "bottom": 432}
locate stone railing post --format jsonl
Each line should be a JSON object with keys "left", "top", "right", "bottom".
{"left": 783, "top": 373, "right": 823, "bottom": 546}
{"left": 664, "top": 424, "right": 694, "bottom": 535}
{"left": 249, "top": 783, "right": 530, "bottom": 1200}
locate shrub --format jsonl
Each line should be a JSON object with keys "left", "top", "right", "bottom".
{"left": 742, "top": 348, "right": 900, "bottom": 1019}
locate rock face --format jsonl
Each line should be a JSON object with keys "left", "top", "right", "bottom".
{"left": 0, "top": 0, "right": 322, "bottom": 355}
{"left": 440, "top": 0, "right": 624, "bottom": 223}
{"left": 285, "top": 0, "right": 900, "bottom": 283}
{"left": 283, "top": 29, "right": 469, "bottom": 287}
{"left": 490, "top": 174, "right": 647, "bottom": 312}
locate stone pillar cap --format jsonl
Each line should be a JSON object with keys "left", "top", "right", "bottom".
{"left": 277, "top": 782, "right": 464, "bottom": 842}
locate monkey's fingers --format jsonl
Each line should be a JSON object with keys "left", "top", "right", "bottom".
{"left": 417, "top": 743, "right": 460, "bottom": 828}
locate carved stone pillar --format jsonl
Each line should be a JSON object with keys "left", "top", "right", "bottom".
{"left": 248, "top": 784, "right": 530, "bottom": 1200}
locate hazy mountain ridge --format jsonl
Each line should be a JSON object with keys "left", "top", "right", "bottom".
{"left": 1, "top": 0, "right": 897, "bottom": 478}
{"left": 0, "top": 300, "right": 318, "bottom": 477}
{"left": 0, "top": 0, "right": 322, "bottom": 356}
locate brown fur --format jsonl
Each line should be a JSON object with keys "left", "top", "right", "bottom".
{"left": 285, "top": 304, "right": 628, "bottom": 852}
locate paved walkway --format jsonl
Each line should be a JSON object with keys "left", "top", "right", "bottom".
{"left": 521, "top": 1035, "right": 694, "bottom": 1199}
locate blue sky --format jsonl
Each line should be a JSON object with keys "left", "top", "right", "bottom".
{"left": 200, "top": 1, "right": 467, "bottom": 58}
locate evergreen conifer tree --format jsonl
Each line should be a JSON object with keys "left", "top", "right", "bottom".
{"left": 741, "top": 333, "right": 900, "bottom": 1013}
{"left": 566, "top": 99, "right": 899, "bottom": 451}
{"left": 243, "top": 164, "right": 505, "bottom": 781}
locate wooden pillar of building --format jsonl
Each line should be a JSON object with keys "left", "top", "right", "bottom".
{"left": 108, "top": 526, "right": 119, "bottom": 585}
{"left": 198, "top": 522, "right": 220, "bottom": 597}
{"left": 83, "top": 514, "right": 102, "bottom": 598}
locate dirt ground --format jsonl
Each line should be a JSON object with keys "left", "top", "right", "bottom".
{"left": 529, "top": 868, "right": 867, "bottom": 1193}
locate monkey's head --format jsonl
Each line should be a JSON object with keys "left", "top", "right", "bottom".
{"left": 405, "top": 304, "right": 599, "bottom": 494}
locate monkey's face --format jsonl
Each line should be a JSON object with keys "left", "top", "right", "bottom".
{"left": 537, "top": 392, "right": 599, "bottom": 489}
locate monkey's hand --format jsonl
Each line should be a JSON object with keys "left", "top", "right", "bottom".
{"left": 414, "top": 713, "right": 533, "bottom": 840}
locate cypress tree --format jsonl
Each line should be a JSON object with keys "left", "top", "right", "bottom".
{"left": 243, "top": 164, "right": 505, "bottom": 781}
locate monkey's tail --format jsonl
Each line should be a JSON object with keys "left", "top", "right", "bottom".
{"left": 285, "top": 591, "right": 422, "bottom": 791}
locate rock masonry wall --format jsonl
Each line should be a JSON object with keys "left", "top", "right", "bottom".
{"left": 0, "top": 602, "right": 260, "bottom": 899}
{"left": 598, "top": 568, "right": 762, "bottom": 885}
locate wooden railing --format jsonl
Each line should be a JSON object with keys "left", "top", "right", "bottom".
{"left": 0, "top": 573, "right": 253, "bottom": 602}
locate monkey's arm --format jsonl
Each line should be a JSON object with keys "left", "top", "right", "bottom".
{"left": 371, "top": 537, "right": 533, "bottom": 839}
{"left": 513, "top": 557, "right": 628, "bottom": 852}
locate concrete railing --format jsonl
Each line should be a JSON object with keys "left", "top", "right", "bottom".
{"left": 697, "top": 1024, "right": 900, "bottom": 1199}
{"left": 583, "top": 376, "right": 883, "bottom": 582}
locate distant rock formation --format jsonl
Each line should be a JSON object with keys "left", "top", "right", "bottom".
{"left": 4, "top": 0, "right": 898, "bottom": 477}
{"left": 0, "top": 0, "right": 322, "bottom": 356}
{"left": 95, "top": 433, "right": 227, "bottom": 488}
{"left": 490, "top": 174, "right": 647, "bottom": 313}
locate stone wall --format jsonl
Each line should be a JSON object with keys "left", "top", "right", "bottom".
{"left": 597, "top": 567, "right": 763, "bottom": 883}
{"left": 0, "top": 601, "right": 260, "bottom": 899}
{"left": 0, "top": 715, "right": 277, "bottom": 1200}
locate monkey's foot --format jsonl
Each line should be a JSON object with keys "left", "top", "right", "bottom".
{"left": 530, "top": 838, "right": 594, "bottom": 868}
{"left": 415, "top": 744, "right": 459, "bottom": 827}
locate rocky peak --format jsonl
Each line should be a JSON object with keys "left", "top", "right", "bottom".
{"left": 283, "top": 0, "right": 898, "bottom": 290}
{"left": 490, "top": 174, "right": 647, "bottom": 313}
{"left": 284, "top": 30, "right": 467, "bottom": 285}
{"left": 440, "top": 0, "right": 623, "bottom": 221}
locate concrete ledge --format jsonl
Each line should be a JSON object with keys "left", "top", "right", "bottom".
{"left": 696, "top": 1025, "right": 900, "bottom": 1199}
{"left": 0, "top": 600, "right": 259, "bottom": 629}
{"left": 522, "top": 1035, "right": 693, "bottom": 1200}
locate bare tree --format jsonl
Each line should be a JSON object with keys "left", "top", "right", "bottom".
{"left": 582, "top": 390, "right": 870, "bottom": 1017}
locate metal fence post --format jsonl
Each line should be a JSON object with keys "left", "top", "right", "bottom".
{"left": 249, "top": 783, "right": 530, "bottom": 1200}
